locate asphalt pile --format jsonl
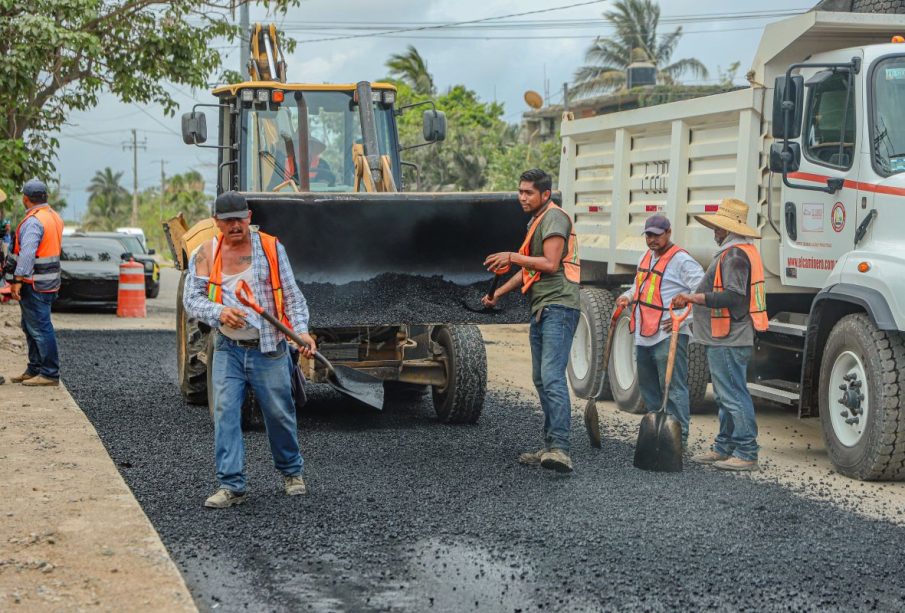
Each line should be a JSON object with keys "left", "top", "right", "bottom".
{"left": 298, "top": 273, "right": 530, "bottom": 327}
{"left": 61, "top": 330, "right": 905, "bottom": 612}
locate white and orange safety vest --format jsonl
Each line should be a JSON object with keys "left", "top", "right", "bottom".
{"left": 13, "top": 206, "right": 64, "bottom": 293}
{"left": 629, "top": 244, "right": 687, "bottom": 337}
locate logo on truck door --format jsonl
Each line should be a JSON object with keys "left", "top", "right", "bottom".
{"left": 831, "top": 202, "right": 846, "bottom": 232}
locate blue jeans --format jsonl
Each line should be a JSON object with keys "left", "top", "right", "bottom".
{"left": 211, "top": 334, "right": 303, "bottom": 492}
{"left": 707, "top": 345, "right": 759, "bottom": 461}
{"left": 636, "top": 334, "right": 690, "bottom": 445}
{"left": 19, "top": 285, "right": 59, "bottom": 379}
{"left": 529, "top": 304, "right": 580, "bottom": 454}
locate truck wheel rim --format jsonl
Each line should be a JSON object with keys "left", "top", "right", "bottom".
{"left": 570, "top": 312, "right": 592, "bottom": 381}
{"left": 828, "top": 350, "right": 869, "bottom": 447}
{"left": 612, "top": 318, "right": 636, "bottom": 391}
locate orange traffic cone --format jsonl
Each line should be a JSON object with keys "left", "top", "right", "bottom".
{"left": 117, "top": 258, "right": 146, "bottom": 318}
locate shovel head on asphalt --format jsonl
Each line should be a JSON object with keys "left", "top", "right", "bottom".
{"left": 633, "top": 410, "right": 683, "bottom": 472}
{"left": 584, "top": 398, "right": 602, "bottom": 449}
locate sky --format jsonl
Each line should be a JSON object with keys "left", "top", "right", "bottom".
{"left": 53, "top": 0, "right": 816, "bottom": 222}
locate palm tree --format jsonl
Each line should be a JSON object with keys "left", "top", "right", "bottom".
{"left": 83, "top": 167, "right": 129, "bottom": 230}
{"left": 572, "top": 0, "right": 708, "bottom": 98}
{"left": 386, "top": 45, "right": 435, "bottom": 96}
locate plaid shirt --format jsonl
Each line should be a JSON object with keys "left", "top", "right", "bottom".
{"left": 183, "top": 230, "right": 309, "bottom": 353}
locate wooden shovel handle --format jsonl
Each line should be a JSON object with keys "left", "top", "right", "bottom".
{"left": 592, "top": 303, "right": 625, "bottom": 399}
{"left": 660, "top": 305, "right": 691, "bottom": 412}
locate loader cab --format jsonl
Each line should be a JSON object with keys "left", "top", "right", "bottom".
{"left": 207, "top": 83, "right": 403, "bottom": 194}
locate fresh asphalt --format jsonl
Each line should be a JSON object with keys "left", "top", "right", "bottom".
{"left": 60, "top": 330, "right": 905, "bottom": 612}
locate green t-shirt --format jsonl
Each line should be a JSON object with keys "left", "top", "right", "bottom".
{"left": 527, "top": 205, "right": 580, "bottom": 314}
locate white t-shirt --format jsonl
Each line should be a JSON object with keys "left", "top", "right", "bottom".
{"left": 218, "top": 265, "right": 262, "bottom": 341}
{"left": 620, "top": 249, "right": 705, "bottom": 347}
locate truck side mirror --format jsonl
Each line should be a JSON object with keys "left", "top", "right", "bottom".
{"left": 422, "top": 110, "right": 447, "bottom": 142}
{"left": 770, "top": 142, "right": 801, "bottom": 173}
{"left": 771, "top": 75, "right": 804, "bottom": 139}
{"left": 181, "top": 111, "right": 208, "bottom": 145}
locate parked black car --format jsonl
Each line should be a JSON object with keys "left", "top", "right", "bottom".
{"left": 57, "top": 237, "right": 128, "bottom": 310}
{"left": 69, "top": 231, "right": 160, "bottom": 298}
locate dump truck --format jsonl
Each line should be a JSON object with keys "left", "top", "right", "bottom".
{"left": 166, "top": 24, "right": 531, "bottom": 427}
{"left": 561, "top": 10, "right": 905, "bottom": 480}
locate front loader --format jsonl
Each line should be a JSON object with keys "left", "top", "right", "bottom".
{"left": 165, "top": 24, "right": 532, "bottom": 427}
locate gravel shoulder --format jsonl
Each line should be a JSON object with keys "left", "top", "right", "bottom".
{"left": 0, "top": 278, "right": 194, "bottom": 611}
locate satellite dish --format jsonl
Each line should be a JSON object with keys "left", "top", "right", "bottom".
{"left": 524, "top": 90, "right": 543, "bottom": 109}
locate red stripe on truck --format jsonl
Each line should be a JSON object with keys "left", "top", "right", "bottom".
{"left": 788, "top": 171, "right": 905, "bottom": 197}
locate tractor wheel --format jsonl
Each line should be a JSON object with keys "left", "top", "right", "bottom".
{"left": 431, "top": 325, "right": 487, "bottom": 424}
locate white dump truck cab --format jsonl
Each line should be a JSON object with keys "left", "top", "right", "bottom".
{"left": 561, "top": 11, "right": 905, "bottom": 480}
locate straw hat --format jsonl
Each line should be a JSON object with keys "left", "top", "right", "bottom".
{"left": 694, "top": 198, "right": 760, "bottom": 238}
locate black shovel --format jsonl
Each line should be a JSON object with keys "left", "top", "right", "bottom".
{"left": 235, "top": 280, "right": 385, "bottom": 410}
{"left": 583, "top": 302, "right": 625, "bottom": 448}
{"left": 633, "top": 305, "right": 690, "bottom": 473}
{"left": 461, "top": 271, "right": 506, "bottom": 315}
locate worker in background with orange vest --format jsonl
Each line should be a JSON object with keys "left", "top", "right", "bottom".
{"left": 615, "top": 215, "right": 705, "bottom": 449}
{"left": 673, "top": 198, "right": 768, "bottom": 472}
{"left": 483, "top": 168, "right": 581, "bottom": 474}
{"left": 184, "top": 191, "right": 317, "bottom": 508}
{"left": 2, "top": 179, "right": 64, "bottom": 387}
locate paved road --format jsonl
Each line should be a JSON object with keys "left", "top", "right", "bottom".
{"left": 58, "top": 329, "right": 905, "bottom": 612}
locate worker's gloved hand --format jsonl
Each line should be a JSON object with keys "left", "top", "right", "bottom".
{"left": 616, "top": 295, "right": 630, "bottom": 309}
{"left": 661, "top": 317, "right": 673, "bottom": 332}
{"left": 481, "top": 293, "right": 499, "bottom": 309}
{"left": 219, "top": 306, "right": 247, "bottom": 329}
{"left": 296, "top": 332, "right": 317, "bottom": 359}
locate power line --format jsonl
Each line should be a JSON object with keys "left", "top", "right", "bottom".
{"left": 130, "top": 104, "right": 182, "bottom": 137}
{"left": 293, "top": 0, "right": 610, "bottom": 44}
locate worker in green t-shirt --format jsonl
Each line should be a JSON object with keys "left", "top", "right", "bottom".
{"left": 483, "top": 168, "right": 581, "bottom": 473}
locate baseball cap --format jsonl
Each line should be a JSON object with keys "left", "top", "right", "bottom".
{"left": 213, "top": 191, "right": 249, "bottom": 220}
{"left": 643, "top": 215, "right": 671, "bottom": 235}
{"left": 22, "top": 179, "right": 48, "bottom": 200}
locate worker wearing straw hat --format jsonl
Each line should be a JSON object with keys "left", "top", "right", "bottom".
{"left": 672, "top": 198, "right": 768, "bottom": 471}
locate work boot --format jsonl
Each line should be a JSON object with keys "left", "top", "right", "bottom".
{"left": 283, "top": 474, "right": 307, "bottom": 496}
{"left": 713, "top": 457, "right": 759, "bottom": 472}
{"left": 11, "top": 371, "right": 37, "bottom": 383}
{"left": 517, "top": 448, "right": 547, "bottom": 466}
{"left": 690, "top": 450, "right": 730, "bottom": 465}
{"left": 21, "top": 375, "right": 59, "bottom": 387}
{"left": 204, "top": 488, "right": 247, "bottom": 509}
{"left": 540, "top": 449, "right": 574, "bottom": 474}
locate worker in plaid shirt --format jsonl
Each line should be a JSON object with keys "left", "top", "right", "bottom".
{"left": 184, "top": 191, "right": 315, "bottom": 509}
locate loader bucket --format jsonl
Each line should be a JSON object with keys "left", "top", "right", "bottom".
{"left": 245, "top": 191, "right": 549, "bottom": 326}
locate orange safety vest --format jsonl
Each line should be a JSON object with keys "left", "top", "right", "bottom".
{"left": 14, "top": 205, "right": 64, "bottom": 293}
{"left": 629, "top": 244, "right": 686, "bottom": 337}
{"left": 519, "top": 202, "right": 580, "bottom": 294}
{"left": 711, "top": 243, "right": 768, "bottom": 337}
{"left": 207, "top": 231, "right": 293, "bottom": 329}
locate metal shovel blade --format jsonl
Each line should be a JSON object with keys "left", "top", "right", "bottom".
{"left": 584, "top": 398, "right": 602, "bottom": 448}
{"left": 325, "top": 363, "right": 385, "bottom": 410}
{"left": 633, "top": 410, "right": 683, "bottom": 472}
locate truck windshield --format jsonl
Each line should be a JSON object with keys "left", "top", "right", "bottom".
{"left": 871, "top": 56, "right": 905, "bottom": 175}
{"left": 239, "top": 91, "right": 398, "bottom": 192}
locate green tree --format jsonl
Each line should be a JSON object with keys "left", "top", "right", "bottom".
{"left": 137, "top": 169, "right": 211, "bottom": 257}
{"left": 83, "top": 167, "right": 129, "bottom": 230}
{"left": 0, "top": 0, "right": 300, "bottom": 197}
{"left": 386, "top": 46, "right": 435, "bottom": 96}
{"left": 47, "top": 181, "right": 68, "bottom": 214}
{"left": 572, "top": 0, "right": 708, "bottom": 98}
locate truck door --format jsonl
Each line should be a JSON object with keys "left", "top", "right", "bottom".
{"left": 780, "top": 59, "right": 862, "bottom": 289}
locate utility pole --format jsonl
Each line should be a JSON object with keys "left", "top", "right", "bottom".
{"left": 239, "top": 1, "right": 250, "bottom": 79}
{"left": 563, "top": 82, "right": 570, "bottom": 112}
{"left": 122, "top": 129, "right": 147, "bottom": 227}
{"left": 158, "top": 159, "right": 168, "bottom": 221}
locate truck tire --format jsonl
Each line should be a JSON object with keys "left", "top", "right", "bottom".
{"left": 205, "top": 336, "right": 263, "bottom": 431}
{"left": 608, "top": 305, "right": 644, "bottom": 414}
{"left": 818, "top": 314, "right": 905, "bottom": 480}
{"left": 431, "top": 325, "right": 487, "bottom": 424}
{"left": 688, "top": 342, "right": 711, "bottom": 414}
{"left": 177, "top": 270, "right": 208, "bottom": 405}
{"left": 568, "top": 287, "right": 616, "bottom": 400}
